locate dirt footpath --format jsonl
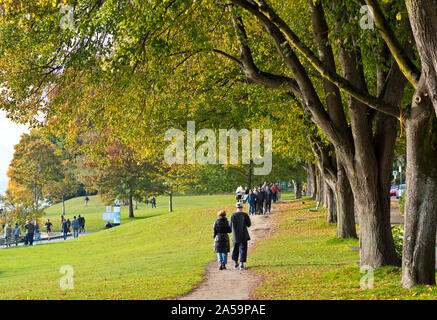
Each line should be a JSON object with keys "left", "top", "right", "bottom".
{"left": 178, "top": 209, "right": 275, "bottom": 300}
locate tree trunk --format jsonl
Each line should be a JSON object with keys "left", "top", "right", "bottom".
{"left": 311, "top": 164, "right": 317, "bottom": 199}
{"left": 323, "top": 181, "right": 329, "bottom": 209}
{"left": 406, "top": 0, "right": 437, "bottom": 115}
{"left": 294, "top": 181, "right": 302, "bottom": 199}
{"left": 135, "top": 200, "right": 138, "bottom": 210}
{"left": 349, "top": 178, "right": 400, "bottom": 267}
{"left": 306, "top": 162, "right": 317, "bottom": 199}
{"left": 315, "top": 169, "right": 323, "bottom": 204}
{"left": 169, "top": 192, "right": 173, "bottom": 212}
{"left": 336, "top": 164, "right": 357, "bottom": 238}
{"left": 129, "top": 194, "right": 134, "bottom": 218}
{"left": 62, "top": 194, "right": 65, "bottom": 216}
{"left": 402, "top": 84, "right": 437, "bottom": 288}
{"left": 326, "top": 185, "right": 337, "bottom": 223}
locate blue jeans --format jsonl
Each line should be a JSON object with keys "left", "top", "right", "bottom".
{"left": 217, "top": 253, "right": 228, "bottom": 265}
{"left": 232, "top": 242, "right": 248, "bottom": 263}
{"left": 63, "top": 230, "right": 68, "bottom": 240}
{"left": 73, "top": 229, "right": 79, "bottom": 238}
{"left": 248, "top": 203, "right": 255, "bottom": 215}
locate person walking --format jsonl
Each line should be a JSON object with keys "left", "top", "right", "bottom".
{"left": 247, "top": 189, "right": 257, "bottom": 215}
{"left": 4, "top": 223, "right": 12, "bottom": 247}
{"left": 264, "top": 186, "right": 273, "bottom": 214}
{"left": 34, "top": 221, "right": 40, "bottom": 241}
{"left": 66, "top": 218, "right": 71, "bottom": 233}
{"left": 252, "top": 188, "right": 258, "bottom": 214}
{"left": 256, "top": 187, "right": 265, "bottom": 214}
{"left": 81, "top": 216, "right": 86, "bottom": 232}
{"left": 271, "top": 184, "right": 279, "bottom": 203}
{"left": 24, "top": 220, "right": 35, "bottom": 246}
{"left": 84, "top": 195, "right": 89, "bottom": 207}
{"left": 213, "top": 210, "right": 232, "bottom": 270}
{"left": 45, "top": 219, "right": 53, "bottom": 240}
{"left": 229, "top": 202, "right": 251, "bottom": 270}
{"left": 262, "top": 181, "right": 268, "bottom": 191}
{"left": 61, "top": 219, "right": 69, "bottom": 240}
{"left": 151, "top": 197, "right": 156, "bottom": 208}
{"left": 77, "top": 215, "right": 82, "bottom": 233}
{"left": 72, "top": 216, "right": 80, "bottom": 238}
{"left": 12, "top": 223, "right": 21, "bottom": 246}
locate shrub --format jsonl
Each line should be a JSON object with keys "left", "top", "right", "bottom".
{"left": 399, "top": 192, "right": 405, "bottom": 215}
{"left": 391, "top": 225, "right": 404, "bottom": 260}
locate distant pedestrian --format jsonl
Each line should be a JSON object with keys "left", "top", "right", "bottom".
{"left": 78, "top": 215, "right": 84, "bottom": 233}
{"left": 34, "top": 221, "right": 40, "bottom": 241}
{"left": 262, "top": 181, "right": 268, "bottom": 191}
{"left": 81, "top": 216, "right": 85, "bottom": 232}
{"left": 256, "top": 187, "right": 265, "bottom": 214}
{"left": 12, "top": 223, "right": 21, "bottom": 246}
{"left": 24, "top": 220, "right": 35, "bottom": 246}
{"left": 66, "top": 219, "right": 71, "bottom": 233}
{"left": 235, "top": 185, "right": 244, "bottom": 201}
{"left": 264, "top": 186, "right": 273, "bottom": 214}
{"left": 61, "top": 219, "right": 69, "bottom": 240}
{"left": 247, "top": 190, "right": 257, "bottom": 215}
{"left": 213, "top": 210, "right": 232, "bottom": 270}
{"left": 84, "top": 195, "right": 89, "bottom": 207}
{"left": 271, "top": 184, "right": 279, "bottom": 203}
{"left": 72, "top": 216, "right": 79, "bottom": 238}
{"left": 4, "top": 223, "right": 12, "bottom": 247}
{"left": 45, "top": 219, "right": 53, "bottom": 240}
{"left": 229, "top": 202, "right": 251, "bottom": 270}
{"left": 151, "top": 197, "right": 156, "bottom": 208}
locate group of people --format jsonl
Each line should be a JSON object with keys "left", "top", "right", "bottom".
{"left": 60, "top": 215, "right": 86, "bottom": 240}
{"left": 213, "top": 202, "right": 252, "bottom": 270}
{"left": 1, "top": 215, "right": 87, "bottom": 247}
{"left": 2, "top": 220, "right": 42, "bottom": 247}
{"left": 235, "top": 182, "right": 280, "bottom": 215}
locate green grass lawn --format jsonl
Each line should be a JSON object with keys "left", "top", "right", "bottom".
{"left": 43, "top": 194, "right": 235, "bottom": 232}
{"left": 0, "top": 193, "right": 237, "bottom": 299}
{"left": 249, "top": 199, "right": 437, "bottom": 299}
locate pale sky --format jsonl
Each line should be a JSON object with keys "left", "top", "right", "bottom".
{"left": 0, "top": 110, "right": 29, "bottom": 195}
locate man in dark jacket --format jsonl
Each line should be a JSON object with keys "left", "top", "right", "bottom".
{"left": 229, "top": 202, "right": 251, "bottom": 270}
{"left": 256, "top": 188, "right": 265, "bottom": 214}
{"left": 62, "top": 219, "right": 69, "bottom": 240}
{"left": 24, "top": 220, "right": 35, "bottom": 246}
{"left": 264, "top": 186, "right": 273, "bottom": 214}
{"left": 72, "top": 216, "right": 80, "bottom": 238}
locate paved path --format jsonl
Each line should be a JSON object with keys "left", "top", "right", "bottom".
{"left": 178, "top": 208, "right": 276, "bottom": 300}
{"left": 1, "top": 232, "right": 93, "bottom": 248}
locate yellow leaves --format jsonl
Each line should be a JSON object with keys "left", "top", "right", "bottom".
{"left": 396, "top": 12, "right": 402, "bottom": 21}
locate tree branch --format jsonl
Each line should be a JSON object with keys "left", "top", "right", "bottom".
{"left": 231, "top": 0, "right": 400, "bottom": 118}
{"left": 364, "top": 0, "right": 420, "bottom": 87}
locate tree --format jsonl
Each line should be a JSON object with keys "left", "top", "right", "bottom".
{"left": 0, "top": 179, "right": 44, "bottom": 227}
{"left": 7, "top": 130, "right": 63, "bottom": 210}
{"left": 79, "top": 136, "right": 160, "bottom": 218}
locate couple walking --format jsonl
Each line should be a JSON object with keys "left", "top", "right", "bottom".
{"left": 213, "top": 202, "right": 251, "bottom": 270}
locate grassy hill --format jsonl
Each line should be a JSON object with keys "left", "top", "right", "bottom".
{"left": 0, "top": 193, "right": 237, "bottom": 299}
{"left": 43, "top": 194, "right": 234, "bottom": 232}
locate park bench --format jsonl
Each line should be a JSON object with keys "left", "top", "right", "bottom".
{"left": 308, "top": 201, "right": 320, "bottom": 212}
